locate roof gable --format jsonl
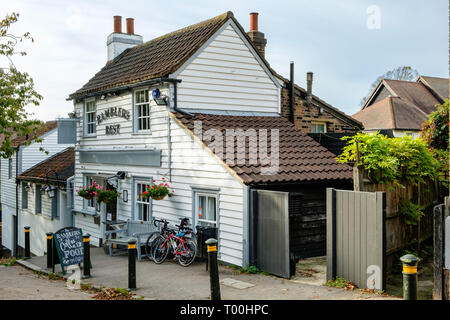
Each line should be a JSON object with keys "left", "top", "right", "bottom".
{"left": 69, "top": 12, "right": 233, "bottom": 99}
{"left": 417, "top": 75, "right": 449, "bottom": 102}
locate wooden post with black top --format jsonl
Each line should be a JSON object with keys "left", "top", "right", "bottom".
{"left": 205, "top": 238, "right": 221, "bottom": 300}
{"left": 83, "top": 233, "right": 91, "bottom": 278}
{"left": 128, "top": 238, "right": 137, "bottom": 291}
{"left": 46, "top": 232, "right": 53, "bottom": 268}
{"left": 24, "top": 226, "right": 30, "bottom": 259}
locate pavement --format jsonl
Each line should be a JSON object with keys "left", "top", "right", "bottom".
{"left": 0, "top": 264, "right": 92, "bottom": 300}
{"left": 9, "top": 248, "right": 400, "bottom": 300}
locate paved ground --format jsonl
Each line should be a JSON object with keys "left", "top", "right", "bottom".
{"left": 13, "top": 248, "right": 399, "bottom": 300}
{"left": 0, "top": 264, "right": 92, "bottom": 300}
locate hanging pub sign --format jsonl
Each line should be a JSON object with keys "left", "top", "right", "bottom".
{"left": 53, "top": 227, "right": 87, "bottom": 274}
{"left": 97, "top": 107, "right": 130, "bottom": 124}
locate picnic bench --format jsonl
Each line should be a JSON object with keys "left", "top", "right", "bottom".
{"left": 104, "top": 219, "right": 156, "bottom": 261}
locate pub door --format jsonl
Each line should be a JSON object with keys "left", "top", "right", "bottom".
{"left": 105, "top": 182, "right": 118, "bottom": 222}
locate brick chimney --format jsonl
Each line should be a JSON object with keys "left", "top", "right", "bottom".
{"left": 247, "top": 12, "right": 267, "bottom": 59}
{"left": 107, "top": 16, "right": 143, "bottom": 62}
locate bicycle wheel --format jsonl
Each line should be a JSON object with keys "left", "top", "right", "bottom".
{"left": 178, "top": 238, "right": 197, "bottom": 267}
{"left": 152, "top": 235, "right": 169, "bottom": 264}
{"left": 145, "top": 231, "right": 161, "bottom": 260}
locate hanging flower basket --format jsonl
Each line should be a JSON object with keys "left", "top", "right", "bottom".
{"left": 141, "top": 177, "right": 174, "bottom": 201}
{"left": 76, "top": 182, "right": 100, "bottom": 200}
{"left": 97, "top": 189, "right": 119, "bottom": 204}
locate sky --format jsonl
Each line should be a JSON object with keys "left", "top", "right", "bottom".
{"left": 1, "top": 0, "right": 448, "bottom": 121}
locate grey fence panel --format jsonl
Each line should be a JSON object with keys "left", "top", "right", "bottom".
{"left": 251, "top": 189, "right": 290, "bottom": 278}
{"left": 327, "top": 188, "right": 386, "bottom": 290}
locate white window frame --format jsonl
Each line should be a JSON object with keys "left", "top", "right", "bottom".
{"left": 311, "top": 121, "right": 327, "bottom": 133}
{"left": 133, "top": 179, "right": 152, "bottom": 221}
{"left": 195, "top": 192, "right": 218, "bottom": 227}
{"left": 84, "top": 99, "right": 96, "bottom": 136}
{"left": 83, "top": 175, "right": 97, "bottom": 212}
{"left": 134, "top": 88, "right": 151, "bottom": 133}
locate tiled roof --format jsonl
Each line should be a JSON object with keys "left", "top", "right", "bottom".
{"left": 172, "top": 112, "right": 353, "bottom": 185}
{"left": 353, "top": 96, "right": 427, "bottom": 131}
{"left": 384, "top": 79, "right": 441, "bottom": 114}
{"left": 11, "top": 121, "right": 58, "bottom": 147}
{"left": 69, "top": 12, "right": 234, "bottom": 99}
{"left": 418, "top": 76, "right": 449, "bottom": 102}
{"left": 18, "top": 147, "right": 74, "bottom": 186}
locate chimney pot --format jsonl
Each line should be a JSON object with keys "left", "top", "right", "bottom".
{"left": 306, "top": 72, "right": 313, "bottom": 104}
{"left": 113, "top": 15, "right": 122, "bottom": 33}
{"left": 250, "top": 12, "right": 259, "bottom": 31}
{"left": 126, "top": 18, "right": 134, "bottom": 34}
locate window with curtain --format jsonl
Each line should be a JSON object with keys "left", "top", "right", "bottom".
{"left": 196, "top": 193, "right": 217, "bottom": 227}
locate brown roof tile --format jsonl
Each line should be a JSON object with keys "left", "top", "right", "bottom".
{"left": 18, "top": 147, "right": 74, "bottom": 185}
{"left": 353, "top": 96, "right": 427, "bottom": 131}
{"left": 172, "top": 112, "right": 353, "bottom": 185}
{"left": 69, "top": 12, "right": 234, "bottom": 99}
{"left": 418, "top": 76, "right": 449, "bottom": 102}
{"left": 384, "top": 79, "right": 441, "bottom": 114}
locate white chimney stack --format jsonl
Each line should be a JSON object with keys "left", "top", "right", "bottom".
{"left": 107, "top": 16, "right": 143, "bottom": 62}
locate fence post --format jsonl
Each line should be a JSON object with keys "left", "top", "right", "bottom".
{"left": 205, "top": 238, "right": 221, "bottom": 300}
{"left": 128, "top": 238, "right": 137, "bottom": 291}
{"left": 46, "top": 232, "right": 53, "bottom": 269}
{"left": 83, "top": 233, "right": 91, "bottom": 278}
{"left": 24, "top": 226, "right": 30, "bottom": 259}
{"left": 433, "top": 204, "right": 444, "bottom": 299}
{"left": 400, "top": 254, "right": 419, "bottom": 300}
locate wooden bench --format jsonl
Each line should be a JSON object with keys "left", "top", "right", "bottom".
{"left": 105, "top": 220, "right": 156, "bottom": 261}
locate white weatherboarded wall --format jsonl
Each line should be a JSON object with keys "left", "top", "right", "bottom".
{"left": 0, "top": 129, "right": 72, "bottom": 253}
{"left": 176, "top": 23, "right": 280, "bottom": 114}
{"left": 73, "top": 92, "right": 246, "bottom": 266}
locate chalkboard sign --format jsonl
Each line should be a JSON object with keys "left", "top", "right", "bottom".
{"left": 53, "top": 227, "right": 84, "bottom": 268}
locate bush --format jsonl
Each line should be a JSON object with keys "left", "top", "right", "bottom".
{"left": 337, "top": 132, "right": 440, "bottom": 186}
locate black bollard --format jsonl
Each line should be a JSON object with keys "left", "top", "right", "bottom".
{"left": 83, "top": 233, "right": 91, "bottom": 278}
{"left": 46, "top": 232, "right": 53, "bottom": 269}
{"left": 205, "top": 238, "right": 221, "bottom": 300}
{"left": 400, "top": 254, "right": 420, "bottom": 300}
{"left": 24, "top": 226, "right": 30, "bottom": 259}
{"left": 128, "top": 238, "right": 137, "bottom": 291}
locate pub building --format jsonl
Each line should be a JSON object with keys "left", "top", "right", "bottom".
{"left": 66, "top": 13, "right": 353, "bottom": 268}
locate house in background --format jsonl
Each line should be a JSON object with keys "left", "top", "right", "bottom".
{"left": 66, "top": 11, "right": 354, "bottom": 269}
{"left": 16, "top": 147, "right": 75, "bottom": 256}
{"left": 0, "top": 120, "right": 75, "bottom": 256}
{"left": 353, "top": 76, "right": 448, "bottom": 138}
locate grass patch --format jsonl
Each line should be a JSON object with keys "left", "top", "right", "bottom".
{"left": 325, "top": 277, "right": 358, "bottom": 290}
{"left": 0, "top": 257, "right": 16, "bottom": 266}
{"left": 239, "top": 264, "right": 261, "bottom": 274}
{"left": 48, "top": 272, "right": 64, "bottom": 281}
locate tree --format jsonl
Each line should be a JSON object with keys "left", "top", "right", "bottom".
{"left": 359, "top": 66, "right": 419, "bottom": 107}
{"left": 0, "top": 12, "right": 44, "bottom": 158}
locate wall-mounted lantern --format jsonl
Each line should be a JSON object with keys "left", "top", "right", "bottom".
{"left": 152, "top": 88, "right": 167, "bottom": 105}
{"left": 24, "top": 183, "right": 32, "bottom": 192}
{"left": 44, "top": 169, "right": 59, "bottom": 199}
{"left": 122, "top": 189, "right": 128, "bottom": 203}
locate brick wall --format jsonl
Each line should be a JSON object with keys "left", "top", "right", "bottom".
{"left": 280, "top": 87, "right": 359, "bottom": 134}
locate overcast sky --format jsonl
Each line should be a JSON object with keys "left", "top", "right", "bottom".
{"left": 2, "top": 0, "right": 448, "bottom": 121}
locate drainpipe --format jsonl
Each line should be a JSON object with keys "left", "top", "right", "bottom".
{"left": 66, "top": 176, "right": 75, "bottom": 227}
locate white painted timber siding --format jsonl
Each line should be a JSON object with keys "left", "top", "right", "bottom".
{"left": 0, "top": 129, "right": 72, "bottom": 252}
{"left": 18, "top": 184, "right": 66, "bottom": 256}
{"left": 176, "top": 24, "right": 280, "bottom": 114}
{"left": 74, "top": 92, "right": 246, "bottom": 265}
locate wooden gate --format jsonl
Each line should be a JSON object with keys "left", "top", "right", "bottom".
{"left": 250, "top": 189, "right": 292, "bottom": 278}
{"left": 433, "top": 197, "right": 450, "bottom": 300}
{"left": 326, "top": 188, "right": 386, "bottom": 290}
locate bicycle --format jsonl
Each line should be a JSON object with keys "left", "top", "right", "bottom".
{"left": 152, "top": 222, "right": 197, "bottom": 267}
{"left": 144, "top": 218, "right": 170, "bottom": 261}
